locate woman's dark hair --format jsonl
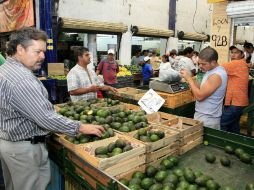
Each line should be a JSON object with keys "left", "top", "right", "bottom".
{"left": 7, "top": 27, "right": 48, "bottom": 56}
{"left": 243, "top": 41, "right": 254, "bottom": 49}
{"left": 162, "top": 54, "right": 169, "bottom": 62}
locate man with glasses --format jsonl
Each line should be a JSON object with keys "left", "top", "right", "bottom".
{"left": 67, "top": 47, "right": 117, "bottom": 102}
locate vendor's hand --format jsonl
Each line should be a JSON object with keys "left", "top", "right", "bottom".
{"left": 110, "top": 86, "right": 118, "bottom": 93}
{"left": 79, "top": 124, "right": 105, "bottom": 137}
{"left": 89, "top": 85, "right": 100, "bottom": 92}
{"left": 180, "top": 69, "right": 192, "bottom": 80}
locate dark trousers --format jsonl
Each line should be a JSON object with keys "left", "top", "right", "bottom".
{"left": 220, "top": 105, "right": 243, "bottom": 134}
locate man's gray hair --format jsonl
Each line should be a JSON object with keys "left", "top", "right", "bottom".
{"left": 6, "top": 27, "right": 48, "bottom": 56}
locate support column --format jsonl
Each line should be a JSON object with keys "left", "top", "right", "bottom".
{"left": 39, "top": 0, "right": 57, "bottom": 75}
{"left": 119, "top": 30, "right": 132, "bottom": 65}
{"left": 160, "top": 38, "right": 167, "bottom": 55}
{"left": 166, "top": 37, "right": 179, "bottom": 53}
{"left": 88, "top": 34, "right": 97, "bottom": 70}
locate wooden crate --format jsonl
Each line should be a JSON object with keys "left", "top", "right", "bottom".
{"left": 48, "top": 63, "right": 65, "bottom": 75}
{"left": 160, "top": 117, "right": 203, "bottom": 137}
{"left": 179, "top": 129, "right": 203, "bottom": 146}
{"left": 156, "top": 90, "right": 194, "bottom": 109}
{"left": 179, "top": 136, "right": 203, "bottom": 155}
{"left": 121, "top": 103, "right": 141, "bottom": 111}
{"left": 146, "top": 141, "right": 179, "bottom": 163}
{"left": 127, "top": 125, "right": 180, "bottom": 152}
{"left": 115, "top": 87, "right": 146, "bottom": 100}
{"left": 145, "top": 112, "right": 178, "bottom": 124}
{"left": 75, "top": 134, "right": 146, "bottom": 176}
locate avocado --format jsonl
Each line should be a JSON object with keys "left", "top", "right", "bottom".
{"left": 234, "top": 148, "right": 245, "bottom": 158}
{"left": 107, "top": 128, "right": 114, "bottom": 137}
{"left": 149, "top": 183, "right": 163, "bottom": 190}
{"left": 195, "top": 175, "right": 210, "bottom": 187}
{"left": 138, "top": 128, "right": 147, "bottom": 136}
{"left": 246, "top": 183, "right": 254, "bottom": 190}
{"left": 107, "top": 142, "right": 116, "bottom": 152}
{"left": 240, "top": 153, "right": 252, "bottom": 164}
{"left": 188, "top": 184, "right": 199, "bottom": 190}
{"left": 206, "top": 179, "right": 219, "bottom": 190}
{"left": 73, "top": 140, "right": 79, "bottom": 144}
{"left": 162, "top": 183, "right": 175, "bottom": 190}
{"left": 95, "top": 146, "right": 108, "bottom": 155}
{"left": 173, "top": 168, "right": 184, "bottom": 177}
{"left": 167, "top": 155, "right": 179, "bottom": 166}
{"left": 155, "top": 131, "right": 165, "bottom": 139}
{"left": 59, "top": 108, "right": 68, "bottom": 115}
{"left": 115, "top": 139, "right": 126, "bottom": 148}
{"left": 128, "top": 183, "right": 141, "bottom": 190}
{"left": 205, "top": 153, "right": 216, "bottom": 163}
{"left": 123, "top": 144, "right": 133, "bottom": 152}
{"left": 101, "top": 131, "right": 110, "bottom": 139}
{"left": 133, "top": 116, "right": 142, "bottom": 123}
{"left": 161, "top": 159, "right": 174, "bottom": 169}
{"left": 118, "top": 111, "right": 126, "bottom": 118}
{"left": 145, "top": 165, "right": 158, "bottom": 177}
{"left": 184, "top": 170, "right": 196, "bottom": 183}
{"left": 135, "top": 123, "right": 144, "bottom": 130}
{"left": 119, "top": 126, "right": 130, "bottom": 132}
{"left": 224, "top": 145, "right": 234, "bottom": 154}
{"left": 220, "top": 156, "right": 231, "bottom": 167}
{"left": 154, "top": 170, "right": 168, "bottom": 182}
{"left": 163, "top": 174, "right": 178, "bottom": 185}
{"left": 132, "top": 171, "right": 145, "bottom": 180}
{"left": 194, "top": 171, "right": 203, "bottom": 178}
{"left": 111, "top": 122, "right": 122, "bottom": 130}
{"left": 129, "top": 177, "right": 142, "bottom": 186}
{"left": 141, "top": 177, "right": 155, "bottom": 190}
{"left": 150, "top": 134, "right": 160, "bottom": 142}
{"left": 119, "top": 178, "right": 129, "bottom": 186}
{"left": 177, "top": 181, "right": 190, "bottom": 189}
{"left": 140, "top": 136, "right": 151, "bottom": 142}
{"left": 112, "top": 147, "right": 123, "bottom": 154}
{"left": 79, "top": 137, "right": 90, "bottom": 143}
{"left": 96, "top": 109, "right": 110, "bottom": 118}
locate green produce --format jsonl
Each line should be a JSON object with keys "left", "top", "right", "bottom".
{"left": 149, "top": 183, "right": 163, "bottom": 190}
{"left": 246, "top": 183, "right": 254, "bottom": 190}
{"left": 220, "top": 187, "right": 235, "bottom": 190}
{"left": 206, "top": 179, "right": 219, "bottom": 190}
{"left": 234, "top": 148, "right": 245, "bottom": 158}
{"left": 145, "top": 165, "right": 158, "bottom": 177}
{"left": 184, "top": 170, "right": 196, "bottom": 183}
{"left": 129, "top": 177, "right": 142, "bottom": 186}
{"left": 141, "top": 178, "right": 155, "bottom": 190}
{"left": 119, "top": 178, "right": 129, "bottom": 186}
{"left": 94, "top": 139, "right": 133, "bottom": 158}
{"left": 132, "top": 171, "right": 145, "bottom": 180}
{"left": 154, "top": 171, "right": 168, "bottom": 182}
{"left": 162, "top": 183, "right": 175, "bottom": 190}
{"left": 163, "top": 174, "right": 178, "bottom": 185}
{"left": 240, "top": 153, "right": 252, "bottom": 164}
{"left": 161, "top": 159, "right": 174, "bottom": 169}
{"left": 128, "top": 183, "right": 141, "bottom": 190}
{"left": 205, "top": 153, "right": 216, "bottom": 163}
{"left": 134, "top": 128, "right": 165, "bottom": 142}
{"left": 220, "top": 157, "right": 231, "bottom": 167}
{"left": 167, "top": 155, "right": 179, "bottom": 166}
{"left": 224, "top": 145, "right": 234, "bottom": 154}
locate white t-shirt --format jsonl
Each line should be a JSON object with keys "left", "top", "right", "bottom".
{"left": 177, "top": 57, "right": 196, "bottom": 75}
{"left": 159, "top": 62, "right": 171, "bottom": 71}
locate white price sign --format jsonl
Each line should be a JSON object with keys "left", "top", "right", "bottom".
{"left": 138, "top": 89, "right": 165, "bottom": 114}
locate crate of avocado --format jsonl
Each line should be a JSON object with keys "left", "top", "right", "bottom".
{"left": 128, "top": 125, "right": 180, "bottom": 163}
{"left": 59, "top": 125, "right": 115, "bottom": 151}
{"left": 75, "top": 133, "right": 146, "bottom": 176}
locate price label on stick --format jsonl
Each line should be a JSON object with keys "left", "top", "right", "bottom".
{"left": 138, "top": 89, "right": 165, "bottom": 114}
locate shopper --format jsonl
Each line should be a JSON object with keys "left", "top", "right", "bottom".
{"left": 243, "top": 41, "right": 254, "bottom": 67}
{"left": 131, "top": 50, "right": 141, "bottom": 65}
{"left": 67, "top": 47, "right": 117, "bottom": 102}
{"left": 142, "top": 56, "right": 153, "bottom": 85}
{"left": 220, "top": 45, "right": 249, "bottom": 134}
{"left": 180, "top": 47, "right": 228, "bottom": 129}
{"left": 150, "top": 50, "right": 160, "bottom": 71}
{"left": 177, "top": 47, "right": 196, "bottom": 76}
{"left": 139, "top": 50, "right": 149, "bottom": 65}
{"left": 96, "top": 49, "right": 119, "bottom": 87}
{"left": 0, "top": 27, "right": 104, "bottom": 190}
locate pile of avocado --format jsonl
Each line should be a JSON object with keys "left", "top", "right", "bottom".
{"left": 64, "top": 124, "right": 114, "bottom": 144}
{"left": 119, "top": 155, "right": 253, "bottom": 190}
{"left": 133, "top": 128, "right": 165, "bottom": 142}
{"left": 58, "top": 99, "right": 148, "bottom": 133}
{"left": 205, "top": 145, "right": 252, "bottom": 167}
{"left": 94, "top": 139, "right": 133, "bottom": 158}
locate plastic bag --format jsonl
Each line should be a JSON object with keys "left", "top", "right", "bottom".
{"left": 159, "top": 68, "right": 181, "bottom": 83}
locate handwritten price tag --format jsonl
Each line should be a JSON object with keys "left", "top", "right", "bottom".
{"left": 138, "top": 89, "right": 165, "bottom": 114}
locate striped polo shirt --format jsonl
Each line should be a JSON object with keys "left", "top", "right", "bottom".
{"left": 221, "top": 59, "right": 249, "bottom": 106}
{"left": 0, "top": 57, "right": 80, "bottom": 141}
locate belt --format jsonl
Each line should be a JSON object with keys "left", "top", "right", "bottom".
{"left": 23, "top": 135, "right": 50, "bottom": 144}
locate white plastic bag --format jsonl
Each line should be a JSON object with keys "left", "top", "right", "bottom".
{"left": 159, "top": 68, "right": 181, "bottom": 83}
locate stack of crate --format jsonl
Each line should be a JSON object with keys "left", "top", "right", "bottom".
{"left": 160, "top": 117, "right": 203, "bottom": 155}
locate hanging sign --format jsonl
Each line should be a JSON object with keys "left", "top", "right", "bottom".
{"left": 0, "top": 0, "right": 35, "bottom": 32}
{"left": 138, "top": 89, "right": 165, "bottom": 114}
